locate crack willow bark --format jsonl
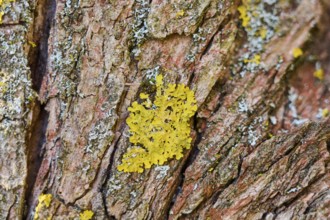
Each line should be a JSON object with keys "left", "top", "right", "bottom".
{"left": 0, "top": 0, "right": 330, "bottom": 219}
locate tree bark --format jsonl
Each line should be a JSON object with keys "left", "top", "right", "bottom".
{"left": 1, "top": 0, "right": 330, "bottom": 219}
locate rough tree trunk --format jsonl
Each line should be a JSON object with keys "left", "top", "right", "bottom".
{"left": 1, "top": 0, "right": 330, "bottom": 219}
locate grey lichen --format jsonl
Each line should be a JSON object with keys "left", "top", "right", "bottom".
{"left": 131, "top": 0, "right": 150, "bottom": 57}
{"left": 237, "top": 0, "right": 280, "bottom": 76}
{"left": 237, "top": 98, "right": 249, "bottom": 113}
{"left": 144, "top": 65, "right": 160, "bottom": 84}
{"left": 0, "top": 28, "right": 35, "bottom": 136}
{"left": 186, "top": 26, "right": 208, "bottom": 62}
{"left": 0, "top": 0, "right": 33, "bottom": 24}
{"left": 155, "top": 165, "right": 170, "bottom": 180}
{"left": 85, "top": 119, "right": 115, "bottom": 154}
{"left": 0, "top": 24, "right": 34, "bottom": 220}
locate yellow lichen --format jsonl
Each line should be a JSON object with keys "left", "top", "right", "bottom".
{"left": 176, "top": 10, "right": 185, "bottom": 18}
{"left": 313, "top": 68, "right": 324, "bottom": 80}
{"left": 0, "top": 11, "right": 3, "bottom": 23}
{"left": 244, "top": 54, "right": 261, "bottom": 64}
{"left": 80, "top": 210, "right": 94, "bottom": 220}
{"left": 29, "top": 41, "right": 37, "bottom": 48}
{"left": 237, "top": 4, "right": 250, "bottom": 27}
{"left": 321, "top": 108, "right": 329, "bottom": 118}
{"left": 34, "top": 194, "right": 52, "bottom": 220}
{"left": 259, "top": 27, "right": 267, "bottom": 39}
{"left": 118, "top": 75, "right": 197, "bottom": 173}
{"left": 292, "top": 47, "right": 303, "bottom": 58}
{"left": 0, "top": 76, "right": 8, "bottom": 93}
{"left": 139, "top": 93, "right": 149, "bottom": 99}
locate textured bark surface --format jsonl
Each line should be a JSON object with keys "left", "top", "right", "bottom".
{"left": 1, "top": 0, "right": 330, "bottom": 219}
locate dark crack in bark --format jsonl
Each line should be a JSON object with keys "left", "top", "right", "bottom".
{"left": 24, "top": 0, "right": 56, "bottom": 217}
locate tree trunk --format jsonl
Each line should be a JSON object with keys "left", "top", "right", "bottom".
{"left": 1, "top": 0, "right": 330, "bottom": 219}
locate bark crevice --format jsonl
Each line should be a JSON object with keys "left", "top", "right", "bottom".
{"left": 166, "top": 114, "right": 205, "bottom": 217}
{"left": 24, "top": 0, "right": 56, "bottom": 217}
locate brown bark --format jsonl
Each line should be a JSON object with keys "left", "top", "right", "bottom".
{"left": 1, "top": 0, "right": 330, "bottom": 219}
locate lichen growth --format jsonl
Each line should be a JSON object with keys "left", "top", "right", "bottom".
{"left": 237, "top": 0, "right": 278, "bottom": 42}
{"left": 321, "top": 109, "right": 329, "bottom": 118}
{"left": 28, "top": 40, "right": 37, "bottom": 48}
{"left": 237, "top": 0, "right": 279, "bottom": 75}
{"left": 175, "top": 9, "right": 185, "bottom": 18}
{"left": 237, "top": 3, "right": 250, "bottom": 27}
{"left": 186, "top": 26, "right": 208, "bottom": 62}
{"left": 0, "top": 29, "right": 36, "bottom": 135}
{"left": 118, "top": 75, "right": 197, "bottom": 173}
{"left": 292, "top": 47, "right": 303, "bottom": 58}
{"left": 155, "top": 165, "right": 170, "bottom": 179}
{"left": 243, "top": 54, "right": 261, "bottom": 65}
{"left": 131, "top": 0, "right": 150, "bottom": 57}
{"left": 238, "top": 98, "right": 249, "bottom": 113}
{"left": 145, "top": 65, "right": 160, "bottom": 83}
{"left": 0, "top": 0, "right": 15, "bottom": 23}
{"left": 316, "top": 108, "right": 329, "bottom": 119}
{"left": 79, "top": 210, "right": 94, "bottom": 220}
{"left": 34, "top": 194, "right": 52, "bottom": 220}
{"left": 314, "top": 68, "right": 324, "bottom": 80}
